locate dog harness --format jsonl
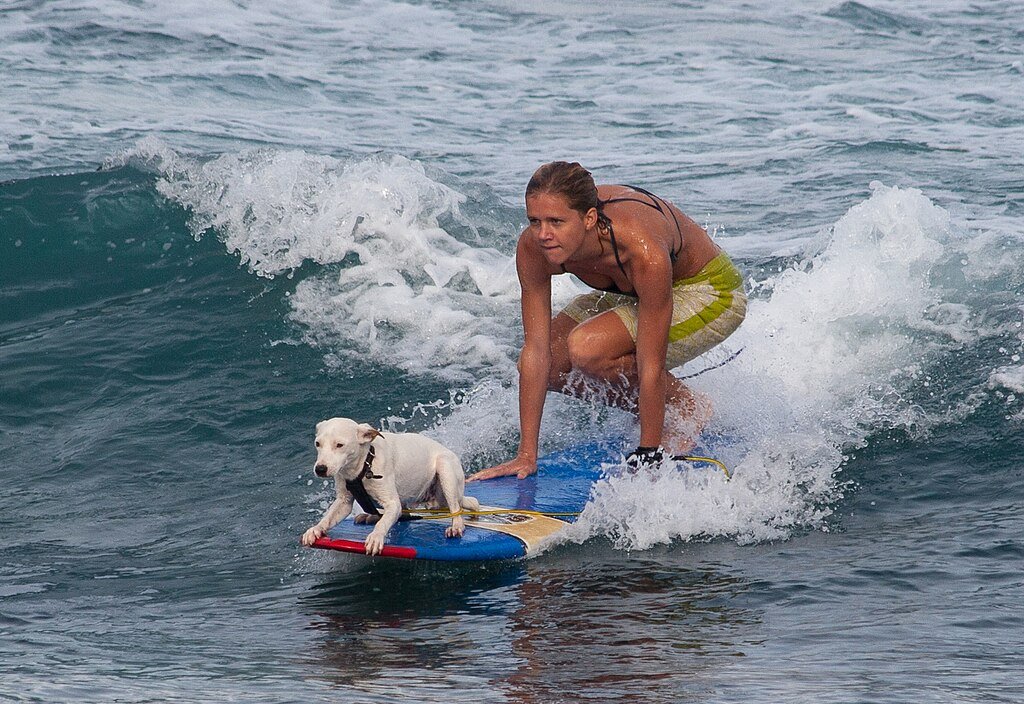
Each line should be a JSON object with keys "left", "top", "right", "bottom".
{"left": 345, "top": 443, "right": 383, "bottom": 517}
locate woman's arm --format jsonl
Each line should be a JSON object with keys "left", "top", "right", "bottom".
{"left": 628, "top": 248, "right": 674, "bottom": 448}
{"left": 468, "top": 235, "right": 552, "bottom": 481}
{"left": 513, "top": 236, "right": 553, "bottom": 464}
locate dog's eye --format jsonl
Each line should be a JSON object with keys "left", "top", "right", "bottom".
{"left": 335, "top": 443, "right": 344, "bottom": 449}
{"left": 315, "top": 441, "right": 320, "bottom": 448}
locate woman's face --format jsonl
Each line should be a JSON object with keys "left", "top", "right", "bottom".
{"left": 525, "top": 191, "right": 595, "bottom": 266}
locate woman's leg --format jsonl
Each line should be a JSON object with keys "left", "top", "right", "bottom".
{"left": 553, "top": 310, "right": 710, "bottom": 451}
{"left": 543, "top": 312, "right": 578, "bottom": 391}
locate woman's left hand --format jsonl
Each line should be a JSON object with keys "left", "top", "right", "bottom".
{"left": 468, "top": 456, "right": 538, "bottom": 482}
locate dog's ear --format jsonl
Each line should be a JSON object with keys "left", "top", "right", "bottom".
{"left": 356, "top": 423, "right": 382, "bottom": 443}
{"left": 315, "top": 420, "right": 325, "bottom": 434}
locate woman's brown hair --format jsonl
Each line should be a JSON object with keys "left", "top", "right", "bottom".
{"left": 526, "top": 161, "right": 611, "bottom": 233}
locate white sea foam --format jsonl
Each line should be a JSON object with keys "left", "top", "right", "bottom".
{"left": 729, "top": 182, "right": 954, "bottom": 436}
{"left": 987, "top": 304, "right": 1024, "bottom": 420}
{"left": 990, "top": 366, "right": 1024, "bottom": 395}
{"left": 129, "top": 141, "right": 586, "bottom": 382}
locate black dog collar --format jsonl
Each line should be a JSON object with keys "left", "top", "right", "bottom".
{"left": 344, "top": 443, "right": 383, "bottom": 517}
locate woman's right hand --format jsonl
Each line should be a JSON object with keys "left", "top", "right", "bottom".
{"left": 467, "top": 455, "right": 538, "bottom": 482}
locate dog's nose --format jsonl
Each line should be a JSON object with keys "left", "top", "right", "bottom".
{"left": 314, "top": 464, "right": 328, "bottom": 477}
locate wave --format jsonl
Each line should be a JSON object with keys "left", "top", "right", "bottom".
{"left": 4, "top": 145, "right": 1021, "bottom": 550}
{"left": 824, "top": 2, "right": 928, "bottom": 34}
{"left": 108, "top": 139, "right": 546, "bottom": 383}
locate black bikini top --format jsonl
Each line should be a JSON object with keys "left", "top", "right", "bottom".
{"left": 560, "top": 185, "right": 684, "bottom": 296}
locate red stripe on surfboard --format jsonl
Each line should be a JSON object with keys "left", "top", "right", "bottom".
{"left": 312, "top": 536, "right": 418, "bottom": 559}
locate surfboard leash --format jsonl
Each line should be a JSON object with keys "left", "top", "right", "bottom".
{"left": 672, "top": 454, "right": 732, "bottom": 480}
{"left": 677, "top": 346, "right": 745, "bottom": 380}
{"left": 401, "top": 456, "right": 732, "bottom": 522}
{"left": 400, "top": 507, "right": 582, "bottom": 521}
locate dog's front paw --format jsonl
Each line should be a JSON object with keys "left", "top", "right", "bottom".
{"left": 445, "top": 515, "right": 466, "bottom": 539}
{"left": 364, "top": 531, "right": 386, "bottom": 556}
{"left": 301, "top": 525, "right": 325, "bottom": 546}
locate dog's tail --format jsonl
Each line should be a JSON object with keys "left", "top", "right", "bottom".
{"left": 461, "top": 496, "right": 481, "bottom": 512}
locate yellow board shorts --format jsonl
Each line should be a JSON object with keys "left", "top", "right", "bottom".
{"left": 559, "top": 251, "right": 747, "bottom": 370}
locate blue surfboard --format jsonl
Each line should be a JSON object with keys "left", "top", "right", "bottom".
{"left": 310, "top": 438, "right": 731, "bottom": 561}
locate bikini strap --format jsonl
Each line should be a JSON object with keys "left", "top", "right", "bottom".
{"left": 610, "top": 185, "right": 684, "bottom": 261}
{"left": 607, "top": 218, "right": 627, "bottom": 277}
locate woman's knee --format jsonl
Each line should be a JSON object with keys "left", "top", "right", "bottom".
{"left": 516, "top": 341, "right": 572, "bottom": 391}
{"left": 566, "top": 325, "right": 612, "bottom": 375}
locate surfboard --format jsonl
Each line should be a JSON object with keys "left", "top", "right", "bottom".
{"left": 310, "top": 437, "right": 730, "bottom": 561}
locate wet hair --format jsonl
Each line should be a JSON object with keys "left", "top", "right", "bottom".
{"left": 526, "top": 161, "right": 612, "bottom": 234}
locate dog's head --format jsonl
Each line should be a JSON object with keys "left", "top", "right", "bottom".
{"left": 313, "top": 417, "right": 381, "bottom": 479}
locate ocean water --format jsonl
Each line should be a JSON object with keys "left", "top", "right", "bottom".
{"left": 2, "top": 0, "right": 1023, "bottom": 701}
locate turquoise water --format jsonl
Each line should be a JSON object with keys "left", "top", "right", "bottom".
{"left": 2, "top": 1, "right": 1023, "bottom": 701}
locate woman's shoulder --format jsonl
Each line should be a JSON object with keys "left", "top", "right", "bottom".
{"left": 596, "top": 184, "right": 635, "bottom": 200}
{"left": 597, "top": 185, "right": 662, "bottom": 233}
{"left": 597, "top": 184, "right": 664, "bottom": 218}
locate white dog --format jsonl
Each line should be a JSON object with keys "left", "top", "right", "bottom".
{"left": 300, "top": 417, "right": 480, "bottom": 555}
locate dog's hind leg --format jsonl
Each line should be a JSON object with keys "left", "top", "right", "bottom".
{"left": 421, "top": 476, "right": 444, "bottom": 510}
{"left": 436, "top": 453, "right": 475, "bottom": 538}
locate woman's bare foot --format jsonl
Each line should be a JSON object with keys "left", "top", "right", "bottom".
{"left": 468, "top": 455, "right": 538, "bottom": 482}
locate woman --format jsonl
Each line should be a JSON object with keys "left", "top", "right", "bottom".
{"left": 470, "top": 162, "right": 745, "bottom": 481}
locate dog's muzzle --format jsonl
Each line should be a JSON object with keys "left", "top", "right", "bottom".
{"left": 314, "top": 464, "right": 329, "bottom": 478}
